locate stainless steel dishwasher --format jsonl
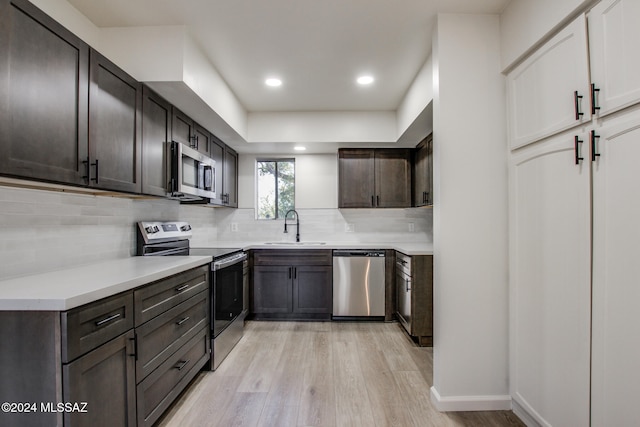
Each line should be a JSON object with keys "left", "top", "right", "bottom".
{"left": 332, "top": 250, "right": 385, "bottom": 319}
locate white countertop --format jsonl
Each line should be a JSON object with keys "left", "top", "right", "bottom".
{"left": 0, "top": 256, "right": 212, "bottom": 311}
{"left": 0, "top": 241, "right": 432, "bottom": 312}
{"left": 212, "top": 241, "right": 433, "bottom": 256}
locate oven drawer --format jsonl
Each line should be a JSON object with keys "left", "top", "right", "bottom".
{"left": 136, "top": 326, "right": 209, "bottom": 427}
{"left": 61, "top": 291, "right": 134, "bottom": 363}
{"left": 135, "top": 290, "right": 209, "bottom": 382}
{"left": 134, "top": 266, "right": 208, "bottom": 326}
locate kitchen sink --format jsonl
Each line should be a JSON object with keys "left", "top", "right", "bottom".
{"left": 263, "top": 241, "right": 327, "bottom": 246}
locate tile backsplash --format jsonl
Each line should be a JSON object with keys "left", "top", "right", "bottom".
{"left": 0, "top": 185, "right": 432, "bottom": 280}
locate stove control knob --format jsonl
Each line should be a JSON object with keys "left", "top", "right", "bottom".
{"left": 180, "top": 224, "right": 192, "bottom": 232}
{"left": 145, "top": 226, "right": 154, "bottom": 234}
{"left": 153, "top": 226, "right": 160, "bottom": 233}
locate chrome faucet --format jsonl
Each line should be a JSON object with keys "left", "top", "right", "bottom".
{"left": 283, "top": 209, "right": 300, "bottom": 242}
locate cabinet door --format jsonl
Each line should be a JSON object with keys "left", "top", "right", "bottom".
{"left": 193, "top": 123, "right": 210, "bottom": 156}
{"left": 208, "top": 137, "right": 224, "bottom": 205}
{"left": 375, "top": 149, "right": 411, "bottom": 208}
{"left": 338, "top": 149, "right": 375, "bottom": 208}
{"left": 591, "top": 111, "right": 640, "bottom": 427}
{"left": 293, "top": 266, "right": 332, "bottom": 314}
{"left": 252, "top": 266, "right": 292, "bottom": 313}
{"left": 589, "top": 0, "right": 640, "bottom": 118}
{"left": 223, "top": 146, "right": 238, "bottom": 207}
{"left": 63, "top": 330, "right": 136, "bottom": 427}
{"left": 88, "top": 49, "right": 142, "bottom": 193}
{"left": 413, "top": 135, "right": 433, "bottom": 207}
{"left": 141, "top": 86, "right": 170, "bottom": 196}
{"left": 507, "top": 15, "right": 591, "bottom": 149}
{"left": 171, "top": 107, "right": 193, "bottom": 147}
{"left": 0, "top": 0, "right": 88, "bottom": 185}
{"left": 509, "top": 129, "right": 591, "bottom": 427}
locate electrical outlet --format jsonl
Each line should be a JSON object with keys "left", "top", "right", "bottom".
{"left": 230, "top": 223, "right": 238, "bottom": 232}
{"left": 345, "top": 223, "right": 355, "bottom": 233}
{"left": 408, "top": 222, "right": 415, "bottom": 232}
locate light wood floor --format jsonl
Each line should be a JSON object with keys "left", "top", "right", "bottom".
{"left": 158, "top": 321, "right": 524, "bottom": 427}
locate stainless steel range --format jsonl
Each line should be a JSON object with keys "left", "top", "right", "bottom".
{"left": 136, "top": 221, "right": 247, "bottom": 370}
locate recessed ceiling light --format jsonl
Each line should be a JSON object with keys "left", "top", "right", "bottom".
{"left": 265, "top": 78, "right": 282, "bottom": 87}
{"left": 357, "top": 75, "right": 375, "bottom": 85}
{"left": 294, "top": 146, "right": 306, "bottom": 151}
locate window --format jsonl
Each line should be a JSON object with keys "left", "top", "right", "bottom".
{"left": 256, "top": 159, "right": 295, "bottom": 219}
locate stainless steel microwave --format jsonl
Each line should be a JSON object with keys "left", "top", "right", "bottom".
{"left": 167, "top": 141, "right": 216, "bottom": 201}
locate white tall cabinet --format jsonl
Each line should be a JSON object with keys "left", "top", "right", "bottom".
{"left": 508, "top": 1, "right": 640, "bottom": 425}
{"left": 509, "top": 129, "right": 592, "bottom": 426}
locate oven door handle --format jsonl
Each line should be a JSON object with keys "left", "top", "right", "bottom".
{"left": 213, "top": 253, "right": 247, "bottom": 270}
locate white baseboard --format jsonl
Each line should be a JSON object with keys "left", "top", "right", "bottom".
{"left": 511, "top": 399, "right": 544, "bottom": 427}
{"left": 430, "top": 386, "right": 512, "bottom": 412}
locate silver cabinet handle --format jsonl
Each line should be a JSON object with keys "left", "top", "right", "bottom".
{"left": 175, "top": 284, "right": 190, "bottom": 292}
{"left": 406, "top": 279, "right": 412, "bottom": 292}
{"left": 95, "top": 313, "right": 121, "bottom": 327}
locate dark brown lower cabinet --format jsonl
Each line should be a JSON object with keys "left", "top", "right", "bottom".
{"left": 63, "top": 330, "right": 136, "bottom": 427}
{"left": 0, "top": 266, "right": 210, "bottom": 427}
{"left": 251, "top": 250, "right": 332, "bottom": 320}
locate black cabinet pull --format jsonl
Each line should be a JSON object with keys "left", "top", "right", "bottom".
{"left": 288, "top": 267, "right": 291, "bottom": 279}
{"left": 294, "top": 267, "right": 297, "bottom": 279}
{"left": 574, "top": 91, "right": 584, "bottom": 120}
{"left": 129, "top": 336, "right": 138, "bottom": 360}
{"left": 591, "top": 130, "right": 601, "bottom": 162}
{"left": 591, "top": 83, "right": 601, "bottom": 115}
{"left": 82, "top": 157, "right": 90, "bottom": 182}
{"left": 175, "top": 359, "right": 191, "bottom": 371}
{"left": 176, "top": 316, "right": 190, "bottom": 326}
{"left": 83, "top": 158, "right": 99, "bottom": 183}
{"left": 574, "top": 135, "right": 584, "bottom": 165}
{"left": 376, "top": 195, "right": 380, "bottom": 207}
{"left": 95, "top": 313, "right": 120, "bottom": 327}
{"left": 426, "top": 192, "right": 430, "bottom": 205}
{"left": 91, "top": 159, "right": 99, "bottom": 183}
{"left": 371, "top": 195, "right": 375, "bottom": 207}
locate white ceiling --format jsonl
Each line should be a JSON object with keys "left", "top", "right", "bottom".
{"left": 67, "top": 0, "right": 509, "bottom": 113}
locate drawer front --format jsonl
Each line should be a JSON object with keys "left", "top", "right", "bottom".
{"left": 61, "top": 291, "right": 134, "bottom": 363}
{"left": 253, "top": 249, "right": 332, "bottom": 266}
{"left": 134, "top": 266, "right": 209, "bottom": 326}
{"left": 136, "top": 326, "right": 209, "bottom": 427}
{"left": 135, "top": 291, "right": 209, "bottom": 382}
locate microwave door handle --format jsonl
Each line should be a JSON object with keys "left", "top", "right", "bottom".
{"left": 204, "top": 165, "right": 213, "bottom": 191}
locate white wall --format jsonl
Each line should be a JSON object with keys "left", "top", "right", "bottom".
{"left": 500, "top": 0, "right": 597, "bottom": 70}
{"left": 397, "top": 55, "right": 433, "bottom": 137}
{"left": 247, "top": 112, "right": 397, "bottom": 144}
{"left": 431, "top": 13, "right": 510, "bottom": 411}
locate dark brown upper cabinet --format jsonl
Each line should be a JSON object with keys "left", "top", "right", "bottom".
{"left": 141, "top": 86, "right": 171, "bottom": 197}
{"left": 338, "top": 148, "right": 412, "bottom": 208}
{"left": 0, "top": 0, "right": 89, "bottom": 186}
{"left": 208, "top": 136, "right": 238, "bottom": 208}
{"left": 413, "top": 134, "right": 433, "bottom": 207}
{"left": 171, "top": 107, "right": 210, "bottom": 156}
{"left": 88, "top": 49, "right": 142, "bottom": 194}
{"left": 223, "top": 146, "right": 238, "bottom": 207}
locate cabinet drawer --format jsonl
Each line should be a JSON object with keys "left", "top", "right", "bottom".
{"left": 61, "top": 291, "right": 134, "bottom": 363}
{"left": 135, "top": 291, "right": 209, "bottom": 382}
{"left": 136, "top": 327, "right": 209, "bottom": 427}
{"left": 134, "top": 266, "right": 208, "bottom": 326}
{"left": 253, "top": 249, "right": 332, "bottom": 266}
